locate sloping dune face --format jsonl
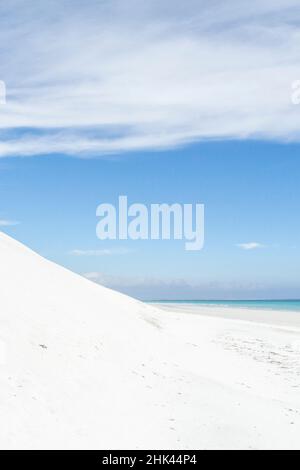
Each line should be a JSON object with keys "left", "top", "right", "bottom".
{"left": 1, "top": 233, "right": 300, "bottom": 450}
{"left": 0, "top": 232, "right": 173, "bottom": 449}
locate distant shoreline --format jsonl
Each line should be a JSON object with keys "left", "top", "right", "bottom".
{"left": 148, "top": 299, "right": 300, "bottom": 314}
{"left": 152, "top": 302, "right": 300, "bottom": 329}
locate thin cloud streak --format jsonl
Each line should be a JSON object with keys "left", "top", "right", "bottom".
{"left": 0, "top": 220, "right": 20, "bottom": 227}
{"left": 237, "top": 242, "right": 265, "bottom": 250}
{"left": 70, "top": 248, "right": 132, "bottom": 256}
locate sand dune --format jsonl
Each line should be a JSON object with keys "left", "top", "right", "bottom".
{"left": 0, "top": 232, "right": 300, "bottom": 449}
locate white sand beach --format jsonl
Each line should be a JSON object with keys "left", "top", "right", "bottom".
{"left": 0, "top": 232, "right": 300, "bottom": 450}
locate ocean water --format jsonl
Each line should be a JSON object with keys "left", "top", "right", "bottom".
{"left": 149, "top": 300, "right": 300, "bottom": 313}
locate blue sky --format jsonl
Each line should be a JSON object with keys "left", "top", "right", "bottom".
{"left": 0, "top": 1, "right": 300, "bottom": 299}
{"left": 1, "top": 139, "right": 300, "bottom": 299}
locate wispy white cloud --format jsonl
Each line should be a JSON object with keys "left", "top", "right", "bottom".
{"left": 237, "top": 242, "right": 265, "bottom": 250}
{"left": 0, "top": 219, "right": 20, "bottom": 227}
{"left": 70, "top": 248, "right": 132, "bottom": 256}
{"left": 83, "top": 272, "right": 193, "bottom": 289}
{"left": 0, "top": 0, "right": 300, "bottom": 157}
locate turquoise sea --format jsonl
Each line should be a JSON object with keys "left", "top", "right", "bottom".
{"left": 149, "top": 300, "right": 300, "bottom": 313}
